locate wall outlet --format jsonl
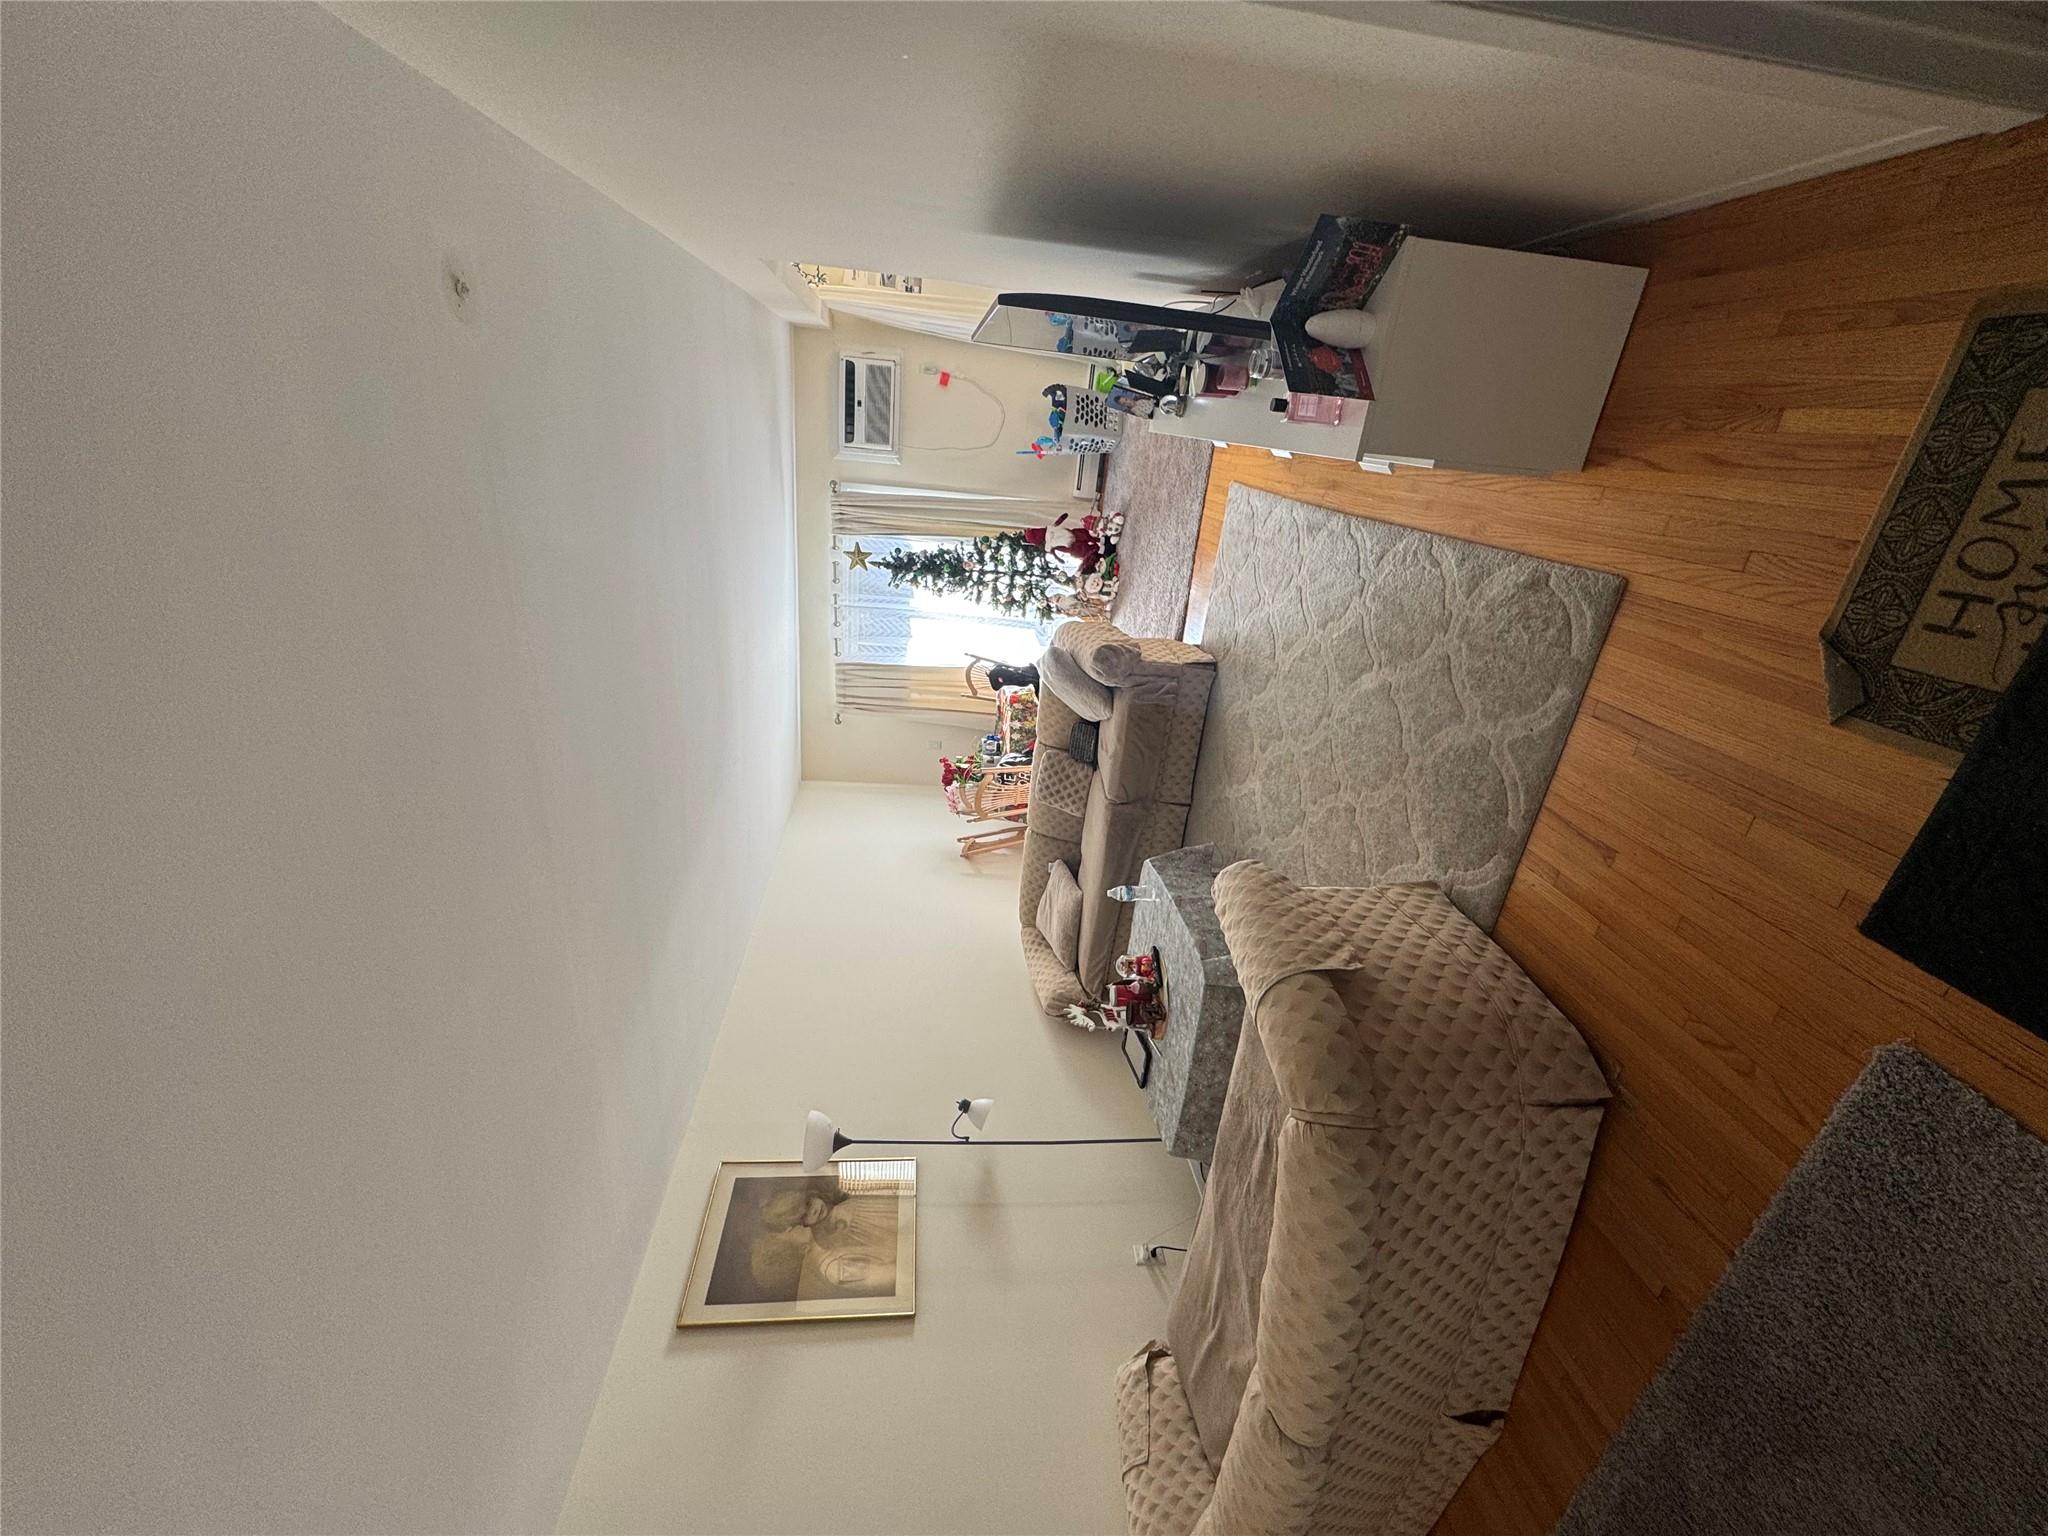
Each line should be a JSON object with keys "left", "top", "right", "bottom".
{"left": 927, "top": 738, "right": 944, "bottom": 750}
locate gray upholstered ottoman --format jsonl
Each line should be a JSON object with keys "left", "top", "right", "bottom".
{"left": 1129, "top": 845, "right": 1245, "bottom": 1162}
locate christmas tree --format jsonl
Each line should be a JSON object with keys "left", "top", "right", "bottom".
{"left": 875, "top": 532, "right": 1061, "bottom": 620}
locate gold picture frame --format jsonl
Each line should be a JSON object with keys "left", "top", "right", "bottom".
{"left": 675, "top": 1159, "right": 917, "bottom": 1329}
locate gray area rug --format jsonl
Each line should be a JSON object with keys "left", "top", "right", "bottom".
{"left": 1104, "top": 428, "right": 1211, "bottom": 640}
{"left": 1557, "top": 1045, "right": 2048, "bottom": 1536}
{"left": 1184, "top": 486, "right": 1623, "bottom": 929}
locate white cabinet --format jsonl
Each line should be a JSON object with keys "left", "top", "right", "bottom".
{"left": 1148, "top": 238, "right": 1646, "bottom": 476}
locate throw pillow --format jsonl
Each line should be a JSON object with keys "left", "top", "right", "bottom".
{"left": 1036, "top": 860, "right": 1084, "bottom": 972}
{"left": 1041, "top": 644, "right": 1115, "bottom": 722}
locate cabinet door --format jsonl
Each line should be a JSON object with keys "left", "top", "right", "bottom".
{"left": 1358, "top": 239, "right": 1645, "bottom": 475}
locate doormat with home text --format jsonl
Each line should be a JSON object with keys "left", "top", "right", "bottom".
{"left": 1820, "top": 291, "right": 2048, "bottom": 762}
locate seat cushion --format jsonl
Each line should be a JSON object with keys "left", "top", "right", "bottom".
{"left": 1098, "top": 667, "right": 1214, "bottom": 807}
{"left": 1076, "top": 777, "right": 1195, "bottom": 997}
{"left": 1017, "top": 823, "right": 1083, "bottom": 932}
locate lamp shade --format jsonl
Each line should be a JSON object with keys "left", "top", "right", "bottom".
{"left": 802, "top": 1110, "right": 841, "bottom": 1173}
{"left": 964, "top": 1098, "right": 995, "bottom": 1131}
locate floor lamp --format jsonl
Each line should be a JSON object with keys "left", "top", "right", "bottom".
{"left": 802, "top": 1099, "right": 1160, "bottom": 1172}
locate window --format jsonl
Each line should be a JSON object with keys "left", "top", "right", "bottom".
{"left": 831, "top": 534, "right": 1057, "bottom": 667}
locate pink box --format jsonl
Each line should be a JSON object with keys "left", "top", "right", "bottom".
{"left": 1284, "top": 393, "right": 1346, "bottom": 424}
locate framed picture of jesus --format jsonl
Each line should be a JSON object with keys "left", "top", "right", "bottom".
{"left": 675, "top": 1159, "right": 917, "bottom": 1328}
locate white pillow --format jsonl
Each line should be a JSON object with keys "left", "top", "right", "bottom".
{"left": 1035, "top": 860, "right": 1084, "bottom": 972}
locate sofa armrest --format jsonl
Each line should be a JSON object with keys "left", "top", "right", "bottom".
{"left": 1117, "top": 1343, "right": 1217, "bottom": 1536}
{"left": 1022, "top": 921, "right": 1092, "bottom": 1017}
{"left": 1052, "top": 620, "right": 1213, "bottom": 688}
{"left": 1192, "top": 1377, "right": 1324, "bottom": 1536}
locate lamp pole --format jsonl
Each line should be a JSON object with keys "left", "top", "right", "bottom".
{"left": 803, "top": 1101, "right": 1161, "bottom": 1173}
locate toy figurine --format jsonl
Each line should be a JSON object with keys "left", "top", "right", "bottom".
{"left": 1022, "top": 509, "right": 1108, "bottom": 576}
{"left": 1063, "top": 1001, "right": 1130, "bottom": 1033}
{"left": 1107, "top": 947, "right": 1167, "bottom": 1039}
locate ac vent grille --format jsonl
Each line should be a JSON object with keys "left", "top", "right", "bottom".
{"left": 836, "top": 353, "right": 899, "bottom": 462}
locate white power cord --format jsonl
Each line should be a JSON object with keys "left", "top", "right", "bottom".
{"left": 1133, "top": 1243, "right": 1188, "bottom": 1267}
{"left": 902, "top": 363, "right": 1008, "bottom": 452}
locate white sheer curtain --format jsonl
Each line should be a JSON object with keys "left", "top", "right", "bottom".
{"left": 831, "top": 534, "right": 1056, "bottom": 723}
{"left": 832, "top": 535, "right": 1053, "bottom": 667}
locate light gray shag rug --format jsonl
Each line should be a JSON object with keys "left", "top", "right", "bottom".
{"left": 1104, "top": 429, "right": 1211, "bottom": 640}
{"left": 1557, "top": 1044, "right": 2048, "bottom": 1536}
{"left": 1184, "top": 486, "right": 1623, "bottom": 928}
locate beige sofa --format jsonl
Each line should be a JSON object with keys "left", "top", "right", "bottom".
{"left": 1117, "top": 861, "right": 1610, "bottom": 1536}
{"left": 1018, "top": 621, "right": 1215, "bottom": 1018}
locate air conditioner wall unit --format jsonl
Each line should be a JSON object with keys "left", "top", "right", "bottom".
{"left": 836, "top": 352, "right": 899, "bottom": 463}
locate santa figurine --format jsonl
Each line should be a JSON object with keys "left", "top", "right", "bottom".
{"left": 1115, "top": 950, "right": 1159, "bottom": 985}
{"left": 1023, "top": 512, "right": 1106, "bottom": 576}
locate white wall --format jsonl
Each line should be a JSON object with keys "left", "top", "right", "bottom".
{"left": 559, "top": 784, "right": 1199, "bottom": 1536}
{"left": 326, "top": 1, "right": 2035, "bottom": 324}
{"left": 1, "top": 6, "right": 797, "bottom": 1533}
{"left": 807, "top": 312, "right": 1091, "bottom": 503}
{"left": 795, "top": 313, "right": 1092, "bottom": 788}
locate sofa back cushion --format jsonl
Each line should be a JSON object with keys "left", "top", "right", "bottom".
{"left": 1035, "top": 859, "right": 1084, "bottom": 971}
{"left": 1035, "top": 674, "right": 1079, "bottom": 755}
{"left": 1018, "top": 734, "right": 1091, "bottom": 931}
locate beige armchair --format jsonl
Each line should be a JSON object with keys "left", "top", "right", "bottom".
{"left": 1117, "top": 860, "right": 1610, "bottom": 1535}
{"left": 1018, "top": 621, "right": 1215, "bottom": 1018}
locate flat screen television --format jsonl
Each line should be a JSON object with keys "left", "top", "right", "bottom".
{"left": 971, "top": 217, "right": 1408, "bottom": 397}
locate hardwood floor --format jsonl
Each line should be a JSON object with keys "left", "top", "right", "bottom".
{"left": 1182, "top": 118, "right": 2048, "bottom": 1533}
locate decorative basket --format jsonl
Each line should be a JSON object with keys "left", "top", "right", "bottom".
{"left": 1052, "top": 384, "right": 1122, "bottom": 455}
{"left": 1067, "top": 316, "right": 1130, "bottom": 359}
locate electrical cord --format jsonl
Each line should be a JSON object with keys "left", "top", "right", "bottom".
{"left": 901, "top": 367, "right": 1008, "bottom": 452}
